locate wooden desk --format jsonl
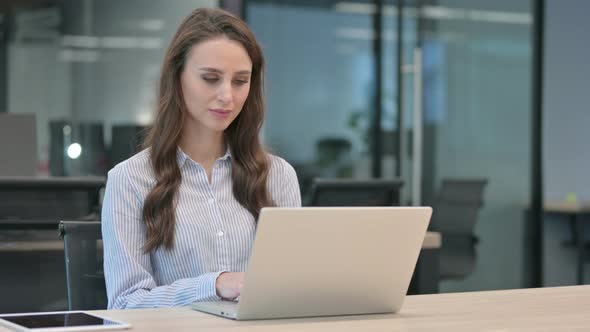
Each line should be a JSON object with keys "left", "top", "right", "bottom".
{"left": 0, "top": 240, "right": 63, "bottom": 252}
{"left": 2, "top": 285, "right": 585, "bottom": 331}
{"left": 422, "top": 231, "right": 441, "bottom": 249}
{"left": 0, "top": 240, "right": 103, "bottom": 252}
{"left": 544, "top": 201, "right": 590, "bottom": 285}
{"left": 544, "top": 201, "right": 590, "bottom": 214}
{"left": 0, "top": 233, "right": 439, "bottom": 252}
{"left": 0, "top": 235, "right": 439, "bottom": 252}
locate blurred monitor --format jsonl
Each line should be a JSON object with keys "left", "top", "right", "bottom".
{"left": 0, "top": 113, "right": 37, "bottom": 176}
{"left": 308, "top": 178, "right": 404, "bottom": 207}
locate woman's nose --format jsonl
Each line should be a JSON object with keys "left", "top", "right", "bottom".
{"left": 216, "top": 81, "right": 233, "bottom": 105}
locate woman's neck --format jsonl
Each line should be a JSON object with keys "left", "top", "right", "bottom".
{"left": 179, "top": 127, "right": 226, "bottom": 167}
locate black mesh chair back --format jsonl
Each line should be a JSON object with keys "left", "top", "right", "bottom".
{"left": 308, "top": 178, "right": 404, "bottom": 206}
{"left": 59, "top": 221, "right": 107, "bottom": 310}
{"left": 430, "top": 179, "right": 488, "bottom": 280}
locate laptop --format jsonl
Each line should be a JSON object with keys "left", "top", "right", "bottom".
{"left": 191, "top": 206, "right": 432, "bottom": 320}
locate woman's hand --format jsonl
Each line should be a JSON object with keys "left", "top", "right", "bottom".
{"left": 215, "top": 272, "right": 244, "bottom": 300}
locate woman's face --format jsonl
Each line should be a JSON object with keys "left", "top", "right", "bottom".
{"left": 180, "top": 36, "right": 252, "bottom": 135}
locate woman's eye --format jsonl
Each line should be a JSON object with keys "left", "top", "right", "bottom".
{"left": 202, "top": 77, "right": 219, "bottom": 83}
{"left": 233, "top": 80, "right": 249, "bottom": 86}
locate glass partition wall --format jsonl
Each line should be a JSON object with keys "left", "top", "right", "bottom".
{"left": 4, "top": 0, "right": 219, "bottom": 177}
{"left": 246, "top": 0, "right": 536, "bottom": 292}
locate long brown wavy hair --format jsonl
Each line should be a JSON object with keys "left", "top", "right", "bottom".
{"left": 141, "top": 8, "right": 274, "bottom": 252}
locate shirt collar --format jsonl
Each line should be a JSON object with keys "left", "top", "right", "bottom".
{"left": 219, "top": 145, "right": 232, "bottom": 161}
{"left": 176, "top": 147, "right": 189, "bottom": 168}
{"left": 176, "top": 145, "right": 232, "bottom": 168}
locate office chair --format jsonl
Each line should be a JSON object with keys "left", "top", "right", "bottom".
{"left": 59, "top": 221, "right": 107, "bottom": 310}
{"left": 308, "top": 178, "right": 404, "bottom": 206}
{"left": 430, "top": 178, "right": 488, "bottom": 280}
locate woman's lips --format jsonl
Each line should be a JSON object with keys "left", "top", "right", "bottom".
{"left": 209, "top": 109, "right": 231, "bottom": 119}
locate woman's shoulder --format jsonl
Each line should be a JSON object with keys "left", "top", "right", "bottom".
{"left": 267, "top": 153, "right": 297, "bottom": 179}
{"left": 107, "top": 148, "right": 155, "bottom": 186}
{"left": 267, "top": 153, "right": 290, "bottom": 167}
{"left": 109, "top": 148, "right": 151, "bottom": 173}
{"left": 266, "top": 153, "right": 302, "bottom": 206}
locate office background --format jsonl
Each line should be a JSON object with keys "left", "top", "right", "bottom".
{"left": 543, "top": 0, "right": 590, "bottom": 286}
{"left": 0, "top": 0, "right": 588, "bottom": 310}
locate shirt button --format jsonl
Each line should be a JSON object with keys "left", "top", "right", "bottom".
{"left": 217, "top": 231, "right": 224, "bottom": 237}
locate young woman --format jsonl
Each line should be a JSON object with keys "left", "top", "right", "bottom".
{"left": 101, "top": 7, "right": 301, "bottom": 309}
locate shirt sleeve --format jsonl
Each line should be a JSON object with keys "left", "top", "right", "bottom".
{"left": 268, "top": 156, "right": 302, "bottom": 208}
{"left": 101, "top": 164, "right": 224, "bottom": 309}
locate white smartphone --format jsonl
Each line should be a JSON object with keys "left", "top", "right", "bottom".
{"left": 0, "top": 311, "right": 131, "bottom": 332}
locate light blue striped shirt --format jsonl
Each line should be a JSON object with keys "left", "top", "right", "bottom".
{"left": 101, "top": 147, "right": 301, "bottom": 309}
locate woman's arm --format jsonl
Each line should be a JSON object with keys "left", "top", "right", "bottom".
{"left": 101, "top": 165, "right": 225, "bottom": 309}
{"left": 268, "top": 156, "right": 302, "bottom": 208}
